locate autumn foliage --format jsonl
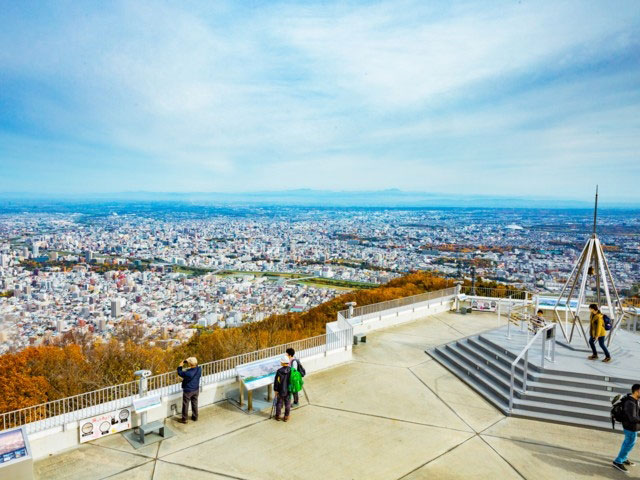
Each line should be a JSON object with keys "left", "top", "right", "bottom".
{"left": 0, "top": 271, "right": 456, "bottom": 414}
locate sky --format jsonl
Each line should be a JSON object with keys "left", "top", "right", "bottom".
{"left": 1, "top": 0, "right": 639, "bottom": 202}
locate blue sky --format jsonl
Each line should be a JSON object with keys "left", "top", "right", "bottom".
{"left": 1, "top": 0, "right": 639, "bottom": 201}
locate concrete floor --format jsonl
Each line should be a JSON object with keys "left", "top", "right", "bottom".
{"left": 34, "top": 312, "right": 640, "bottom": 479}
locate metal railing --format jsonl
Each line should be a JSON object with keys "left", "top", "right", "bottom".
{"left": 338, "top": 286, "right": 457, "bottom": 322}
{"left": 508, "top": 323, "right": 556, "bottom": 411}
{"left": 461, "top": 286, "right": 528, "bottom": 300}
{"left": 1, "top": 329, "right": 352, "bottom": 434}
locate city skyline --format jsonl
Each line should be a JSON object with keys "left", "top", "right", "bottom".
{"left": 1, "top": 1, "right": 640, "bottom": 200}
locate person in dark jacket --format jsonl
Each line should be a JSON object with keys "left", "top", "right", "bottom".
{"left": 613, "top": 384, "right": 640, "bottom": 472}
{"left": 286, "top": 347, "right": 305, "bottom": 406}
{"left": 177, "top": 357, "right": 202, "bottom": 424}
{"left": 273, "top": 356, "right": 291, "bottom": 422}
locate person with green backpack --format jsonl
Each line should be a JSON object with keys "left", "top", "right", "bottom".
{"left": 287, "top": 348, "right": 305, "bottom": 406}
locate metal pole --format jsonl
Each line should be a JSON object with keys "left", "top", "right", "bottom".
{"left": 139, "top": 376, "right": 148, "bottom": 427}
{"left": 509, "top": 366, "right": 514, "bottom": 411}
{"left": 523, "top": 350, "right": 528, "bottom": 392}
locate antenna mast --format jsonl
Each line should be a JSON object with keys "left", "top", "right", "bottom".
{"left": 592, "top": 185, "right": 598, "bottom": 237}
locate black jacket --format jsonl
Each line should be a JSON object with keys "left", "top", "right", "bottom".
{"left": 177, "top": 365, "right": 202, "bottom": 393}
{"left": 273, "top": 366, "right": 291, "bottom": 396}
{"left": 622, "top": 395, "right": 640, "bottom": 432}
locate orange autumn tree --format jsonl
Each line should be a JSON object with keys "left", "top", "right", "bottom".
{"left": 0, "top": 271, "right": 462, "bottom": 414}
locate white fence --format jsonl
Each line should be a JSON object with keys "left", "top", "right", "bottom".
{"left": 1, "top": 330, "right": 352, "bottom": 435}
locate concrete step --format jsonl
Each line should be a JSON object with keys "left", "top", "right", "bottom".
{"left": 520, "top": 390, "right": 612, "bottom": 411}
{"left": 430, "top": 333, "right": 629, "bottom": 432}
{"left": 510, "top": 408, "right": 614, "bottom": 432}
{"left": 467, "top": 337, "right": 540, "bottom": 373}
{"left": 458, "top": 340, "right": 536, "bottom": 382}
{"left": 527, "top": 381, "right": 625, "bottom": 401}
{"left": 515, "top": 398, "right": 609, "bottom": 422}
{"left": 535, "top": 372, "right": 629, "bottom": 392}
{"left": 444, "top": 343, "right": 523, "bottom": 391}
{"left": 428, "top": 347, "right": 508, "bottom": 413}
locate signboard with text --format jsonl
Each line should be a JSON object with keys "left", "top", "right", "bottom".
{"left": 79, "top": 408, "right": 132, "bottom": 443}
{"left": 471, "top": 299, "right": 497, "bottom": 312}
{"left": 0, "top": 427, "right": 30, "bottom": 466}
{"left": 132, "top": 396, "right": 161, "bottom": 413}
{"left": 236, "top": 357, "right": 282, "bottom": 391}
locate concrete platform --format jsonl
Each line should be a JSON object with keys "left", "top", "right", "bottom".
{"left": 33, "top": 312, "right": 640, "bottom": 479}
{"left": 483, "top": 325, "right": 640, "bottom": 381}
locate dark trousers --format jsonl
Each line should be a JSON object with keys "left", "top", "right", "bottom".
{"left": 275, "top": 393, "right": 291, "bottom": 418}
{"left": 292, "top": 392, "right": 299, "bottom": 404}
{"left": 589, "top": 336, "right": 611, "bottom": 358}
{"left": 182, "top": 390, "right": 199, "bottom": 420}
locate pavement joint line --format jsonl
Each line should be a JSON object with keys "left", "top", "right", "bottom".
{"left": 89, "top": 441, "right": 158, "bottom": 461}
{"left": 394, "top": 434, "right": 476, "bottom": 480}
{"left": 158, "top": 403, "right": 312, "bottom": 459}
{"left": 97, "top": 458, "right": 155, "bottom": 480}
{"left": 351, "top": 359, "right": 416, "bottom": 369}
{"left": 156, "top": 458, "right": 250, "bottom": 480}
{"left": 159, "top": 417, "right": 271, "bottom": 458}
{"left": 432, "top": 315, "right": 467, "bottom": 336}
{"left": 476, "top": 435, "right": 527, "bottom": 480}
{"left": 309, "top": 403, "right": 474, "bottom": 434}
{"left": 407, "top": 367, "right": 476, "bottom": 433}
{"left": 479, "top": 416, "right": 507, "bottom": 434}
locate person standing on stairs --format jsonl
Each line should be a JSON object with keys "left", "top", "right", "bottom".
{"left": 587, "top": 304, "right": 611, "bottom": 363}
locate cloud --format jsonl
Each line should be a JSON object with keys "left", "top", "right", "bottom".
{"left": 0, "top": 0, "right": 639, "bottom": 199}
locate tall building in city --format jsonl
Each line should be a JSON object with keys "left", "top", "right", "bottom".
{"left": 111, "top": 299, "right": 122, "bottom": 318}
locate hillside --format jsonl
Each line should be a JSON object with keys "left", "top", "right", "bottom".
{"left": 0, "top": 271, "right": 469, "bottom": 413}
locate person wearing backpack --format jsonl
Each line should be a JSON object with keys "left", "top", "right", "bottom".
{"left": 287, "top": 348, "right": 306, "bottom": 406}
{"left": 613, "top": 384, "right": 640, "bottom": 472}
{"left": 587, "top": 304, "right": 612, "bottom": 363}
{"left": 273, "top": 355, "right": 292, "bottom": 422}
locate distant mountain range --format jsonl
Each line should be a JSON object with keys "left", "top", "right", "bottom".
{"left": 0, "top": 189, "right": 638, "bottom": 209}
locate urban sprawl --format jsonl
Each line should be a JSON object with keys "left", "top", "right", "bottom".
{"left": 0, "top": 206, "right": 638, "bottom": 354}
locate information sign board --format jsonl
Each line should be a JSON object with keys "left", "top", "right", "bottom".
{"left": 132, "top": 395, "right": 161, "bottom": 413}
{"left": 79, "top": 408, "right": 132, "bottom": 443}
{"left": 471, "top": 299, "right": 497, "bottom": 312}
{"left": 0, "top": 427, "right": 30, "bottom": 466}
{"left": 236, "top": 357, "right": 282, "bottom": 391}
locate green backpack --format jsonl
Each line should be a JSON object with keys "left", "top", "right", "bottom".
{"left": 289, "top": 367, "right": 304, "bottom": 394}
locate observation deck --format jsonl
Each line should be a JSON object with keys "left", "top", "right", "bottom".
{"left": 31, "top": 307, "right": 635, "bottom": 480}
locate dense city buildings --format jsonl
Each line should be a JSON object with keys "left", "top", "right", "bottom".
{"left": 0, "top": 204, "right": 638, "bottom": 354}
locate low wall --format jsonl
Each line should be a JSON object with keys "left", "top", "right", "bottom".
{"left": 351, "top": 296, "right": 455, "bottom": 335}
{"left": 28, "top": 346, "right": 352, "bottom": 460}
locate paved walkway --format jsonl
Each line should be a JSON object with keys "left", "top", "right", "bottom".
{"left": 34, "top": 312, "right": 639, "bottom": 479}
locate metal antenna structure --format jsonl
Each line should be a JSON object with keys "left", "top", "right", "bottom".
{"left": 552, "top": 187, "right": 624, "bottom": 347}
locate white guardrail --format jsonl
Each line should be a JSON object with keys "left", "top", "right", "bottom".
{"left": 1, "top": 329, "right": 352, "bottom": 434}
{"left": 9, "top": 285, "right": 631, "bottom": 436}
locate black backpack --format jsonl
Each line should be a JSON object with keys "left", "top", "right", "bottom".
{"left": 292, "top": 358, "right": 306, "bottom": 377}
{"left": 611, "top": 394, "right": 628, "bottom": 429}
{"left": 603, "top": 314, "right": 612, "bottom": 331}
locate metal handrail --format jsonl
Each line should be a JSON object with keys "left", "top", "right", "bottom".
{"left": 508, "top": 323, "right": 556, "bottom": 411}
{"left": 0, "top": 329, "right": 353, "bottom": 433}
{"left": 338, "top": 286, "right": 457, "bottom": 322}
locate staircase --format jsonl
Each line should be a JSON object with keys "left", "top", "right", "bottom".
{"left": 428, "top": 331, "right": 633, "bottom": 431}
